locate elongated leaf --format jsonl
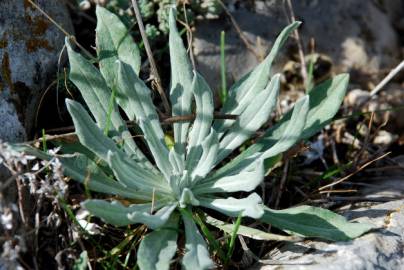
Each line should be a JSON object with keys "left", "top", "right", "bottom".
{"left": 169, "top": 8, "right": 193, "bottom": 154}
{"left": 169, "top": 146, "right": 185, "bottom": 175}
{"left": 138, "top": 118, "right": 173, "bottom": 180}
{"left": 116, "top": 61, "right": 172, "bottom": 179}
{"left": 137, "top": 215, "right": 179, "bottom": 270}
{"left": 204, "top": 214, "right": 300, "bottom": 241}
{"left": 186, "top": 72, "right": 214, "bottom": 172}
{"left": 107, "top": 151, "right": 169, "bottom": 194}
{"left": 200, "top": 193, "right": 264, "bottom": 219}
{"left": 60, "top": 153, "right": 152, "bottom": 200}
{"left": 8, "top": 144, "right": 146, "bottom": 200}
{"left": 115, "top": 61, "right": 160, "bottom": 123}
{"left": 66, "top": 100, "right": 164, "bottom": 191}
{"left": 261, "top": 206, "right": 374, "bottom": 241}
{"left": 181, "top": 210, "right": 215, "bottom": 270}
{"left": 213, "top": 22, "right": 300, "bottom": 136}
{"left": 179, "top": 188, "right": 200, "bottom": 208}
{"left": 218, "top": 74, "right": 349, "bottom": 175}
{"left": 83, "top": 200, "right": 176, "bottom": 229}
{"left": 194, "top": 159, "right": 264, "bottom": 194}
{"left": 213, "top": 96, "right": 309, "bottom": 179}
{"left": 66, "top": 40, "right": 122, "bottom": 131}
{"left": 191, "top": 129, "right": 219, "bottom": 180}
{"left": 65, "top": 99, "right": 119, "bottom": 161}
{"left": 96, "top": 6, "right": 140, "bottom": 88}
{"left": 216, "top": 74, "right": 280, "bottom": 163}
{"left": 260, "top": 95, "right": 309, "bottom": 159}
{"left": 66, "top": 40, "right": 148, "bottom": 165}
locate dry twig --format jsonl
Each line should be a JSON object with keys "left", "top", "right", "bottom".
{"left": 216, "top": 0, "right": 261, "bottom": 60}
{"left": 370, "top": 60, "right": 404, "bottom": 96}
{"left": 274, "top": 160, "right": 289, "bottom": 209}
{"left": 27, "top": 0, "right": 93, "bottom": 59}
{"left": 283, "top": 0, "right": 308, "bottom": 88}
{"left": 129, "top": 0, "right": 171, "bottom": 115}
{"left": 318, "top": 152, "right": 391, "bottom": 191}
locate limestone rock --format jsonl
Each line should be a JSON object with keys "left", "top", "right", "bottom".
{"left": 193, "top": 0, "right": 402, "bottom": 91}
{"left": 0, "top": 0, "right": 74, "bottom": 143}
{"left": 252, "top": 178, "right": 404, "bottom": 270}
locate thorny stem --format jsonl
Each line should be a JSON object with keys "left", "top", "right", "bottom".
{"left": 129, "top": 0, "right": 171, "bottom": 115}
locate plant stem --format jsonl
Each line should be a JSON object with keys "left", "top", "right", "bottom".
{"left": 225, "top": 214, "right": 242, "bottom": 265}
{"left": 220, "top": 31, "right": 228, "bottom": 104}
{"left": 129, "top": 0, "right": 171, "bottom": 115}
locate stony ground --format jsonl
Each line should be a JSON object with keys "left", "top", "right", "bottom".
{"left": 1, "top": 0, "right": 404, "bottom": 269}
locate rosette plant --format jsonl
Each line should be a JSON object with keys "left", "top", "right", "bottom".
{"left": 17, "top": 6, "right": 373, "bottom": 270}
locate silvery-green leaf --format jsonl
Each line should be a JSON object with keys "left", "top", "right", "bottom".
{"left": 60, "top": 153, "right": 151, "bottom": 200}
{"left": 127, "top": 204, "right": 177, "bottom": 230}
{"left": 83, "top": 200, "right": 176, "bottom": 229}
{"left": 169, "top": 8, "right": 193, "bottom": 154}
{"left": 107, "top": 151, "right": 170, "bottom": 195}
{"left": 260, "top": 95, "right": 309, "bottom": 159}
{"left": 169, "top": 175, "right": 181, "bottom": 198}
{"left": 186, "top": 72, "right": 214, "bottom": 172}
{"left": 65, "top": 99, "right": 120, "bottom": 161}
{"left": 115, "top": 61, "right": 160, "bottom": 123}
{"left": 204, "top": 214, "right": 300, "bottom": 241}
{"left": 179, "top": 188, "right": 200, "bottom": 208}
{"left": 66, "top": 40, "right": 148, "bottom": 165}
{"left": 8, "top": 144, "right": 147, "bottom": 200}
{"left": 65, "top": 99, "right": 160, "bottom": 185}
{"left": 138, "top": 118, "right": 173, "bottom": 180}
{"left": 137, "top": 214, "right": 179, "bottom": 270}
{"left": 95, "top": 6, "right": 140, "bottom": 88}
{"left": 200, "top": 193, "right": 264, "bottom": 219}
{"left": 66, "top": 40, "right": 121, "bottom": 131}
{"left": 181, "top": 210, "right": 215, "bottom": 270}
{"left": 300, "top": 74, "right": 349, "bottom": 139}
{"left": 214, "top": 22, "right": 300, "bottom": 137}
{"left": 169, "top": 145, "right": 185, "bottom": 175}
{"left": 187, "top": 72, "right": 214, "bottom": 150}
{"left": 218, "top": 74, "right": 348, "bottom": 175}
{"left": 261, "top": 205, "right": 374, "bottom": 241}
{"left": 214, "top": 95, "right": 309, "bottom": 178}
{"left": 194, "top": 159, "right": 264, "bottom": 194}
{"left": 216, "top": 74, "right": 280, "bottom": 163}
{"left": 9, "top": 143, "right": 51, "bottom": 161}
{"left": 115, "top": 61, "right": 172, "bottom": 179}
{"left": 120, "top": 130, "right": 156, "bottom": 172}
{"left": 191, "top": 129, "right": 219, "bottom": 180}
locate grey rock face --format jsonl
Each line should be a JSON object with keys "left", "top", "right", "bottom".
{"left": 0, "top": 0, "right": 74, "bottom": 142}
{"left": 194, "top": 0, "right": 402, "bottom": 91}
{"left": 252, "top": 178, "right": 404, "bottom": 270}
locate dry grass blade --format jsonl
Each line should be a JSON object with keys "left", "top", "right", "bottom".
{"left": 318, "top": 152, "right": 391, "bottom": 191}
